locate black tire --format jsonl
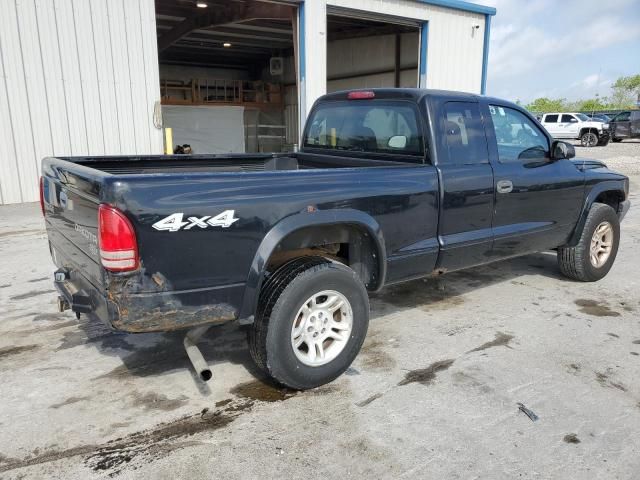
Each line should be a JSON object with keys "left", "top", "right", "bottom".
{"left": 557, "top": 203, "right": 620, "bottom": 282}
{"left": 597, "top": 137, "right": 610, "bottom": 146}
{"left": 611, "top": 137, "right": 623, "bottom": 143}
{"left": 248, "top": 257, "right": 369, "bottom": 390}
{"left": 580, "top": 131, "right": 599, "bottom": 147}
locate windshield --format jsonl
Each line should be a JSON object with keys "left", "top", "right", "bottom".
{"left": 575, "top": 113, "right": 590, "bottom": 121}
{"left": 303, "top": 101, "right": 423, "bottom": 156}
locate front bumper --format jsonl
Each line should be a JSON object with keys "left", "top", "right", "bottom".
{"left": 619, "top": 199, "right": 631, "bottom": 221}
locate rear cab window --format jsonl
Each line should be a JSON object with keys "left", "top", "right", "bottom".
{"left": 443, "top": 102, "right": 488, "bottom": 164}
{"left": 303, "top": 101, "right": 424, "bottom": 161}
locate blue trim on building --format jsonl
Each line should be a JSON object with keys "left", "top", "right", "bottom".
{"left": 298, "top": 2, "right": 306, "bottom": 85}
{"left": 480, "top": 13, "right": 491, "bottom": 94}
{"left": 298, "top": 2, "right": 306, "bottom": 135}
{"left": 419, "top": 22, "right": 429, "bottom": 88}
{"left": 418, "top": 0, "right": 496, "bottom": 16}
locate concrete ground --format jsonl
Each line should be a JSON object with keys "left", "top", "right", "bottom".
{"left": 1, "top": 141, "right": 639, "bottom": 479}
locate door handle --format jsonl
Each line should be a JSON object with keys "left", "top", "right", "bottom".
{"left": 497, "top": 180, "right": 513, "bottom": 194}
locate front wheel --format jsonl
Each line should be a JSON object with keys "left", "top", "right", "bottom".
{"left": 557, "top": 203, "right": 620, "bottom": 282}
{"left": 248, "top": 257, "right": 369, "bottom": 390}
{"left": 581, "top": 131, "right": 599, "bottom": 147}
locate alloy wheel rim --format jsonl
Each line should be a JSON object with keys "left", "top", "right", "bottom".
{"left": 290, "top": 290, "right": 353, "bottom": 367}
{"left": 583, "top": 133, "right": 598, "bottom": 147}
{"left": 590, "top": 221, "right": 613, "bottom": 268}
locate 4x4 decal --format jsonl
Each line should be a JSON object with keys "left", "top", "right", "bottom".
{"left": 152, "top": 210, "right": 239, "bottom": 232}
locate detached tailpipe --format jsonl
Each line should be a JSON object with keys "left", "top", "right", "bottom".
{"left": 184, "top": 325, "right": 213, "bottom": 382}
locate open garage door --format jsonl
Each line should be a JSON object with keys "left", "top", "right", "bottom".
{"left": 325, "top": 9, "right": 420, "bottom": 92}
{"left": 155, "top": 0, "right": 299, "bottom": 154}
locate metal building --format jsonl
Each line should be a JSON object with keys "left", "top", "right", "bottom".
{"left": 0, "top": 0, "right": 495, "bottom": 205}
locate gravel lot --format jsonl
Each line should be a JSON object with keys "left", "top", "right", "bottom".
{"left": 572, "top": 138, "right": 640, "bottom": 176}
{"left": 0, "top": 142, "right": 639, "bottom": 479}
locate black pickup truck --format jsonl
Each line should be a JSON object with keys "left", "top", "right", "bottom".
{"left": 41, "top": 89, "right": 630, "bottom": 389}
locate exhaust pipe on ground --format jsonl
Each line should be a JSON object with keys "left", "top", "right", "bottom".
{"left": 183, "top": 325, "right": 213, "bottom": 382}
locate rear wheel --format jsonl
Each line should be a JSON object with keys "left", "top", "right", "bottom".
{"left": 248, "top": 257, "right": 369, "bottom": 390}
{"left": 557, "top": 203, "right": 620, "bottom": 281}
{"left": 580, "top": 131, "right": 599, "bottom": 147}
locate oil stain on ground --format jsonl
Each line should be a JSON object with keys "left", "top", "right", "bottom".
{"left": 0, "top": 399, "right": 254, "bottom": 476}
{"left": 359, "top": 337, "right": 396, "bottom": 371}
{"left": 563, "top": 433, "right": 581, "bottom": 444}
{"left": 467, "top": 332, "right": 514, "bottom": 353}
{"left": 595, "top": 371, "right": 628, "bottom": 392}
{"left": 0, "top": 344, "right": 39, "bottom": 359}
{"left": 373, "top": 278, "right": 464, "bottom": 312}
{"left": 230, "top": 378, "right": 296, "bottom": 402}
{"left": 574, "top": 299, "right": 621, "bottom": 317}
{"left": 355, "top": 392, "right": 383, "bottom": 407}
{"left": 50, "top": 396, "right": 90, "bottom": 410}
{"left": 9, "top": 289, "right": 56, "bottom": 301}
{"left": 129, "top": 391, "right": 189, "bottom": 412}
{"left": 397, "top": 359, "right": 455, "bottom": 387}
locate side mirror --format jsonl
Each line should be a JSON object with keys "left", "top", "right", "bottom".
{"left": 387, "top": 135, "right": 407, "bottom": 149}
{"left": 552, "top": 140, "right": 575, "bottom": 160}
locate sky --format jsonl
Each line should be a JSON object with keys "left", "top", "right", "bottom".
{"left": 478, "top": 0, "right": 640, "bottom": 104}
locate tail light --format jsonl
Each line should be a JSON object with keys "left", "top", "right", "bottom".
{"left": 98, "top": 204, "right": 139, "bottom": 272}
{"left": 347, "top": 90, "right": 375, "bottom": 100}
{"left": 39, "top": 177, "right": 45, "bottom": 216}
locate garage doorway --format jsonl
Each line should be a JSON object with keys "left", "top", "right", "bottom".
{"left": 326, "top": 13, "right": 420, "bottom": 92}
{"left": 155, "top": 0, "right": 299, "bottom": 154}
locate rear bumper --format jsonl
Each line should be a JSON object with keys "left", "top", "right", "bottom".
{"left": 55, "top": 272, "right": 244, "bottom": 332}
{"left": 105, "top": 282, "right": 244, "bottom": 333}
{"left": 49, "top": 230, "right": 244, "bottom": 333}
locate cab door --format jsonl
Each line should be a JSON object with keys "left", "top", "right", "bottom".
{"left": 484, "top": 103, "right": 584, "bottom": 258}
{"left": 612, "top": 111, "right": 631, "bottom": 138}
{"left": 542, "top": 114, "right": 560, "bottom": 136}
{"left": 433, "top": 100, "right": 495, "bottom": 271}
{"left": 561, "top": 114, "right": 580, "bottom": 137}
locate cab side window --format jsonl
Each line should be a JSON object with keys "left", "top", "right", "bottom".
{"left": 443, "top": 102, "right": 488, "bottom": 164}
{"left": 614, "top": 112, "right": 631, "bottom": 122}
{"left": 489, "top": 105, "right": 549, "bottom": 164}
{"left": 545, "top": 114, "right": 558, "bottom": 123}
{"left": 561, "top": 114, "right": 576, "bottom": 123}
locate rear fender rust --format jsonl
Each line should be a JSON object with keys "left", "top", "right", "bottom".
{"left": 106, "top": 271, "right": 237, "bottom": 333}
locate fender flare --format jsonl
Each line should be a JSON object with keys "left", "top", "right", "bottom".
{"left": 238, "top": 208, "right": 386, "bottom": 321}
{"left": 567, "top": 180, "right": 626, "bottom": 247}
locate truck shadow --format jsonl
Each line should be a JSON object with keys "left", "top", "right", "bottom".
{"left": 66, "top": 250, "right": 566, "bottom": 385}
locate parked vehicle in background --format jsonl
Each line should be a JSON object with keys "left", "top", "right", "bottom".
{"left": 540, "top": 112, "right": 610, "bottom": 147}
{"left": 40, "top": 89, "right": 630, "bottom": 390}
{"left": 610, "top": 110, "right": 640, "bottom": 142}
{"left": 586, "top": 113, "right": 611, "bottom": 123}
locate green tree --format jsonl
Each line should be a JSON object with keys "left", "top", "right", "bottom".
{"left": 576, "top": 98, "right": 606, "bottom": 112}
{"left": 609, "top": 74, "right": 640, "bottom": 108}
{"left": 525, "top": 97, "right": 567, "bottom": 113}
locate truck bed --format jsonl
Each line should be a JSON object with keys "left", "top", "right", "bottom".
{"left": 57, "top": 152, "right": 418, "bottom": 175}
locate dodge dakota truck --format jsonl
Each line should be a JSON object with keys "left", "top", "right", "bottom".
{"left": 41, "top": 89, "right": 630, "bottom": 389}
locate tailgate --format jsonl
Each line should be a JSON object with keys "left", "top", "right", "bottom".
{"left": 42, "top": 158, "right": 105, "bottom": 289}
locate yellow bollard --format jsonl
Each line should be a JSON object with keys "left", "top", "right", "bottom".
{"left": 164, "top": 128, "right": 173, "bottom": 154}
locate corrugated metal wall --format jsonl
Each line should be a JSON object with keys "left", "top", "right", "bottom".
{"left": 0, "top": 0, "right": 162, "bottom": 205}
{"left": 326, "top": 0, "right": 487, "bottom": 93}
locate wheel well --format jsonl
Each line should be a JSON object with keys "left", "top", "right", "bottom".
{"left": 266, "top": 224, "right": 381, "bottom": 289}
{"left": 595, "top": 190, "right": 624, "bottom": 213}
{"left": 580, "top": 128, "right": 599, "bottom": 136}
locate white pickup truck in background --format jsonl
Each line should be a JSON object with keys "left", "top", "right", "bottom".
{"left": 539, "top": 112, "right": 610, "bottom": 147}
